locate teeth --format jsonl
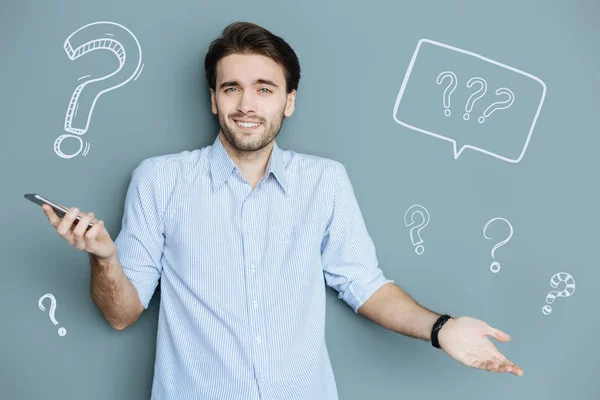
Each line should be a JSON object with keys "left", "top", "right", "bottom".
{"left": 236, "top": 121, "right": 260, "bottom": 128}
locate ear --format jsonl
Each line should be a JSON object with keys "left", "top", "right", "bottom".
{"left": 210, "top": 88, "right": 217, "bottom": 115}
{"left": 284, "top": 89, "right": 296, "bottom": 117}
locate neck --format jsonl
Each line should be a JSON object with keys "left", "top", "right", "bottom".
{"left": 218, "top": 131, "right": 273, "bottom": 184}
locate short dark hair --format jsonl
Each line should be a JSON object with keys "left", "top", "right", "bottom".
{"left": 204, "top": 21, "right": 301, "bottom": 94}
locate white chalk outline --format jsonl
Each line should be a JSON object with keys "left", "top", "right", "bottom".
{"left": 404, "top": 204, "right": 430, "bottom": 255}
{"left": 483, "top": 217, "right": 513, "bottom": 273}
{"left": 38, "top": 293, "right": 67, "bottom": 337}
{"left": 392, "top": 39, "right": 547, "bottom": 163}
{"left": 55, "top": 21, "right": 144, "bottom": 159}
{"left": 542, "top": 272, "right": 575, "bottom": 315}
{"left": 463, "top": 77, "right": 487, "bottom": 121}
{"left": 479, "top": 87, "right": 515, "bottom": 124}
{"left": 63, "top": 21, "right": 143, "bottom": 135}
{"left": 436, "top": 71, "right": 457, "bottom": 117}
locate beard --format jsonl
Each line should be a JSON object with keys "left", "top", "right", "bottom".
{"left": 218, "top": 108, "right": 286, "bottom": 153}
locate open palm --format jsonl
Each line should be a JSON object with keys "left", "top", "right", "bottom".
{"left": 437, "top": 316, "right": 524, "bottom": 376}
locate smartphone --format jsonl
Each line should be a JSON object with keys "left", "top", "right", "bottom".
{"left": 24, "top": 193, "right": 94, "bottom": 230}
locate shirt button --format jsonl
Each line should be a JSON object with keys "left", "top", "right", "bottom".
{"left": 250, "top": 264, "right": 255, "bottom": 272}
{"left": 253, "top": 300, "right": 259, "bottom": 308}
{"left": 256, "top": 335, "right": 262, "bottom": 344}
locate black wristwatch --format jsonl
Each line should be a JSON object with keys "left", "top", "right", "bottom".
{"left": 431, "top": 314, "right": 453, "bottom": 349}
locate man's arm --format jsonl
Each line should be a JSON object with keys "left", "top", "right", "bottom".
{"left": 357, "top": 282, "right": 441, "bottom": 342}
{"left": 90, "top": 253, "right": 145, "bottom": 330}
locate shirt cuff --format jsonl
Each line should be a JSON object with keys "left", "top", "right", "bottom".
{"left": 338, "top": 269, "right": 395, "bottom": 313}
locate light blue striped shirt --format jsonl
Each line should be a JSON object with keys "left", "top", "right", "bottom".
{"left": 114, "top": 134, "right": 394, "bottom": 400}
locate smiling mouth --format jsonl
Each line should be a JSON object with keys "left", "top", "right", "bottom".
{"left": 233, "top": 119, "right": 263, "bottom": 130}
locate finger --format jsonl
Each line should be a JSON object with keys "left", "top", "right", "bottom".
{"left": 477, "top": 360, "right": 492, "bottom": 371}
{"left": 56, "top": 206, "right": 80, "bottom": 239}
{"left": 73, "top": 212, "right": 96, "bottom": 249}
{"left": 84, "top": 219, "right": 104, "bottom": 241}
{"left": 41, "top": 204, "right": 62, "bottom": 227}
{"left": 490, "top": 357, "right": 523, "bottom": 376}
{"left": 491, "top": 353, "right": 511, "bottom": 364}
{"left": 488, "top": 326, "right": 511, "bottom": 342}
{"left": 499, "top": 359, "right": 523, "bottom": 376}
{"left": 497, "top": 362, "right": 520, "bottom": 375}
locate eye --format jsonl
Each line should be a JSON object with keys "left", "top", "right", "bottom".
{"left": 224, "top": 87, "right": 237, "bottom": 93}
{"left": 259, "top": 88, "right": 272, "bottom": 93}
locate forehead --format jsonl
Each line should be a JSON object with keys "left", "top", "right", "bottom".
{"left": 216, "top": 53, "right": 286, "bottom": 86}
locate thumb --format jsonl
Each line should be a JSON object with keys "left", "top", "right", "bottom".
{"left": 489, "top": 326, "right": 511, "bottom": 342}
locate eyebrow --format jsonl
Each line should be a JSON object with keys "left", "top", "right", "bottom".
{"left": 219, "top": 79, "right": 279, "bottom": 89}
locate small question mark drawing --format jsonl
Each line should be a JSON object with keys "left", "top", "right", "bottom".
{"left": 54, "top": 21, "right": 144, "bottom": 159}
{"left": 404, "top": 204, "right": 430, "bottom": 255}
{"left": 483, "top": 217, "right": 513, "bottom": 273}
{"left": 436, "top": 71, "right": 457, "bottom": 117}
{"left": 463, "top": 77, "right": 487, "bottom": 121}
{"left": 38, "top": 293, "right": 67, "bottom": 337}
{"left": 478, "top": 87, "right": 515, "bottom": 124}
{"left": 542, "top": 272, "right": 575, "bottom": 315}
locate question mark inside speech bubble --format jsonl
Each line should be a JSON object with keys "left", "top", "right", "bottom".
{"left": 404, "top": 204, "right": 430, "bottom": 255}
{"left": 436, "top": 71, "right": 457, "bottom": 117}
{"left": 478, "top": 87, "right": 515, "bottom": 124}
{"left": 392, "top": 39, "right": 546, "bottom": 164}
{"left": 54, "top": 21, "right": 144, "bottom": 159}
{"left": 542, "top": 272, "right": 575, "bottom": 315}
{"left": 483, "top": 217, "right": 513, "bottom": 273}
{"left": 38, "top": 293, "right": 67, "bottom": 337}
{"left": 463, "top": 77, "right": 487, "bottom": 121}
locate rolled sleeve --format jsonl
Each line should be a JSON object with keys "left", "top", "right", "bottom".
{"left": 320, "top": 163, "right": 394, "bottom": 313}
{"left": 114, "top": 158, "right": 165, "bottom": 309}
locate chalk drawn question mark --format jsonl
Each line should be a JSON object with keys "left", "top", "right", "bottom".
{"left": 542, "top": 272, "right": 575, "bottom": 315}
{"left": 404, "top": 204, "right": 430, "bottom": 255}
{"left": 436, "top": 71, "right": 457, "bottom": 117}
{"left": 54, "top": 21, "right": 144, "bottom": 159}
{"left": 38, "top": 293, "right": 67, "bottom": 337}
{"left": 483, "top": 217, "right": 513, "bottom": 273}
{"left": 478, "top": 87, "right": 514, "bottom": 124}
{"left": 463, "top": 77, "right": 488, "bottom": 121}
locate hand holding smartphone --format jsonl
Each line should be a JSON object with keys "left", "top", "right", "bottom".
{"left": 25, "top": 193, "right": 117, "bottom": 259}
{"left": 25, "top": 193, "right": 94, "bottom": 230}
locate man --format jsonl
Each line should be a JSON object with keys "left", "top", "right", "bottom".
{"left": 42, "top": 21, "right": 524, "bottom": 400}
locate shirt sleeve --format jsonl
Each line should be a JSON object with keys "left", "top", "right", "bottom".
{"left": 114, "top": 157, "right": 165, "bottom": 309}
{"left": 320, "top": 163, "right": 395, "bottom": 313}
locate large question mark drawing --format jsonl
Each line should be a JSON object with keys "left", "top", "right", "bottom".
{"left": 542, "top": 272, "right": 575, "bottom": 315}
{"left": 436, "top": 71, "right": 457, "bottom": 117}
{"left": 38, "top": 293, "right": 67, "bottom": 337}
{"left": 54, "top": 21, "right": 144, "bottom": 159}
{"left": 483, "top": 217, "right": 513, "bottom": 273}
{"left": 478, "top": 87, "right": 515, "bottom": 124}
{"left": 404, "top": 204, "right": 430, "bottom": 255}
{"left": 463, "top": 77, "right": 487, "bottom": 121}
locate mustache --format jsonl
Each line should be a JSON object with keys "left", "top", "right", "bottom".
{"left": 230, "top": 114, "right": 264, "bottom": 123}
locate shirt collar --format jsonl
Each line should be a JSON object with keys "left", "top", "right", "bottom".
{"left": 208, "top": 134, "right": 287, "bottom": 194}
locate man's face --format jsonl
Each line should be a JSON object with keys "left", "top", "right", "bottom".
{"left": 210, "top": 53, "right": 296, "bottom": 153}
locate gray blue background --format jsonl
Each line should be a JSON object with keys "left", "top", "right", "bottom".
{"left": 1, "top": 1, "right": 598, "bottom": 399}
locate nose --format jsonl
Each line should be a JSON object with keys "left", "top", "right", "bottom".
{"left": 237, "top": 90, "right": 256, "bottom": 114}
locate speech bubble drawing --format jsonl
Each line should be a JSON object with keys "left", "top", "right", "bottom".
{"left": 54, "top": 21, "right": 144, "bottom": 159}
{"left": 393, "top": 39, "right": 546, "bottom": 164}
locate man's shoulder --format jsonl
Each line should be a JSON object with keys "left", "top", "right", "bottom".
{"left": 150, "top": 148, "right": 205, "bottom": 166}
{"left": 286, "top": 149, "right": 345, "bottom": 175}
{"left": 135, "top": 147, "right": 207, "bottom": 174}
